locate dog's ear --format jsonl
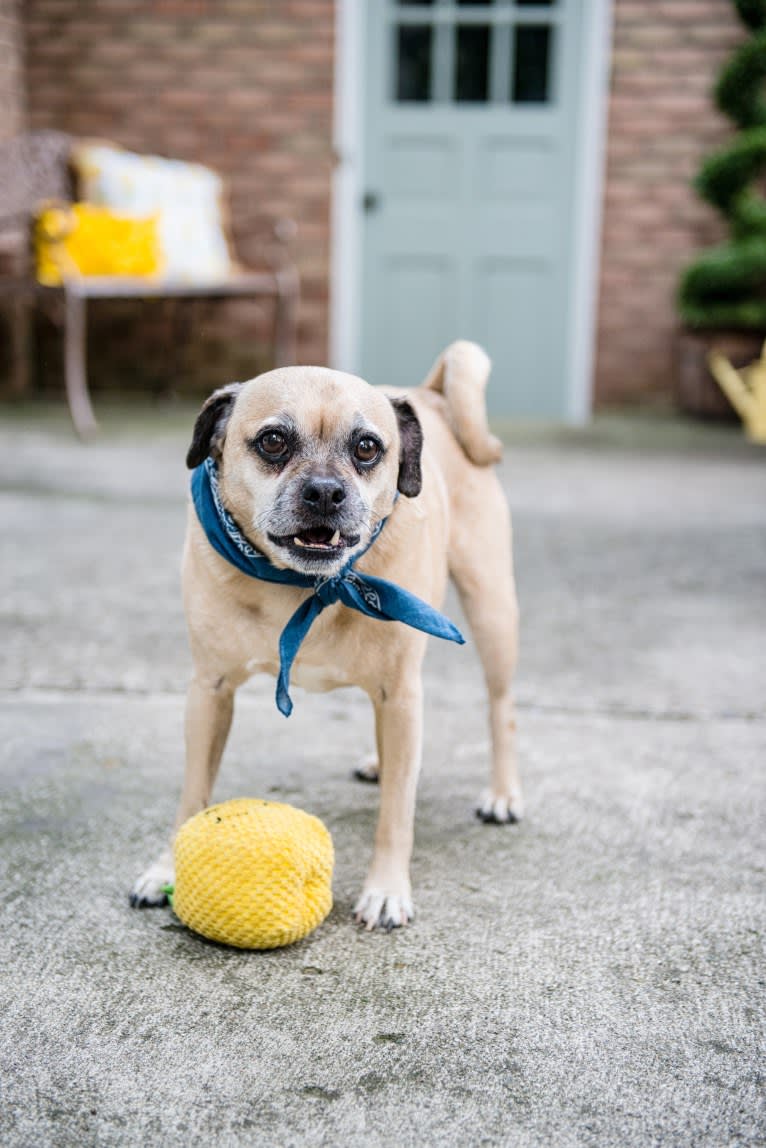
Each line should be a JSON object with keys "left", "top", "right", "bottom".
{"left": 389, "top": 397, "right": 423, "bottom": 498}
{"left": 186, "top": 383, "right": 243, "bottom": 469}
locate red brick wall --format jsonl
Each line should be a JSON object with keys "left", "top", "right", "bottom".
{"left": 0, "top": 0, "right": 25, "bottom": 142}
{"left": 595, "top": 0, "right": 744, "bottom": 405}
{"left": 12, "top": 0, "right": 750, "bottom": 409}
{"left": 23, "top": 0, "right": 334, "bottom": 394}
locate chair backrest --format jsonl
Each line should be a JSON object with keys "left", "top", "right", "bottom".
{"left": 0, "top": 131, "right": 73, "bottom": 234}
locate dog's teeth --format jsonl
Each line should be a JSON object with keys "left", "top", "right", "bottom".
{"left": 293, "top": 537, "right": 306, "bottom": 548}
{"left": 330, "top": 530, "right": 341, "bottom": 546}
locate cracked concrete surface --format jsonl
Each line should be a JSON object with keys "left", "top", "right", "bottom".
{"left": 0, "top": 403, "right": 764, "bottom": 1147}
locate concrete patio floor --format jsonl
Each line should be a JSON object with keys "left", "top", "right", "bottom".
{"left": 0, "top": 400, "right": 764, "bottom": 1147}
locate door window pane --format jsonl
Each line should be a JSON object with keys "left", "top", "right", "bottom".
{"left": 512, "top": 24, "right": 551, "bottom": 103}
{"left": 396, "top": 25, "right": 433, "bottom": 101}
{"left": 455, "top": 25, "right": 490, "bottom": 102}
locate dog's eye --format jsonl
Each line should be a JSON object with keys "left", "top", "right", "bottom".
{"left": 354, "top": 437, "right": 381, "bottom": 465}
{"left": 256, "top": 430, "right": 289, "bottom": 461}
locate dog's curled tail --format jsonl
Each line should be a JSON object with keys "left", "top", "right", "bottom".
{"left": 422, "top": 340, "right": 503, "bottom": 466}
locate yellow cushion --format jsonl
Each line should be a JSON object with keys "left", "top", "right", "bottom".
{"left": 172, "top": 798, "right": 334, "bottom": 950}
{"left": 72, "top": 143, "right": 234, "bottom": 282}
{"left": 35, "top": 201, "right": 161, "bottom": 285}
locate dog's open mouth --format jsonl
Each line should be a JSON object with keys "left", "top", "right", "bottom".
{"left": 269, "top": 526, "right": 361, "bottom": 557}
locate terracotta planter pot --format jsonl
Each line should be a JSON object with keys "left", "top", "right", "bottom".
{"left": 675, "top": 328, "right": 764, "bottom": 419}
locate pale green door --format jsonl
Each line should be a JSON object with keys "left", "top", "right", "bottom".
{"left": 360, "top": 0, "right": 582, "bottom": 417}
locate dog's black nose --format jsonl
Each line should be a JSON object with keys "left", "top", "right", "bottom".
{"left": 302, "top": 475, "right": 346, "bottom": 516}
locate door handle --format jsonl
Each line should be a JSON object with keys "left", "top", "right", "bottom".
{"left": 363, "top": 191, "right": 381, "bottom": 213}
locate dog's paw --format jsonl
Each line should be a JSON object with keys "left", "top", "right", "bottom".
{"left": 129, "top": 852, "right": 174, "bottom": 908}
{"left": 353, "top": 887, "right": 413, "bottom": 932}
{"left": 352, "top": 753, "right": 380, "bottom": 784}
{"left": 476, "top": 789, "right": 524, "bottom": 825}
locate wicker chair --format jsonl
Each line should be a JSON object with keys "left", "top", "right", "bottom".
{"left": 0, "top": 131, "right": 72, "bottom": 401}
{"left": 0, "top": 131, "right": 299, "bottom": 437}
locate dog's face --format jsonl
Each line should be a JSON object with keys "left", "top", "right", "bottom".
{"left": 187, "top": 367, "right": 423, "bottom": 576}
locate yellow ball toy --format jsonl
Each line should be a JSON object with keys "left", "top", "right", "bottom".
{"left": 170, "top": 798, "right": 334, "bottom": 949}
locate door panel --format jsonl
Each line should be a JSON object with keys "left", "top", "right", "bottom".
{"left": 386, "top": 136, "right": 461, "bottom": 198}
{"left": 373, "top": 256, "right": 459, "bottom": 385}
{"left": 479, "top": 136, "right": 554, "bottom": 199}
{"left": 360, "top": 0, "right": 581, "bottom": 418}
{"left": 471, "top": 258, "right": 557, "bottom": 415}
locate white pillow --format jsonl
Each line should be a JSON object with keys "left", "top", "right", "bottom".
{"left": 74, "top": 143, "right": 234, "bottom": 282}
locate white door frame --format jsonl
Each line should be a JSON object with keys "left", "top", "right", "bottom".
{"left": 330, "top": 0, "right": 613, "bottom": 424}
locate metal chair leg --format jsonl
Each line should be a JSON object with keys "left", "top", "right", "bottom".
{"left": 9, "top": 298, "right": 30, "bottom": 395}
{"left": 64, "top": 288, "right": 98, "bottom": 437}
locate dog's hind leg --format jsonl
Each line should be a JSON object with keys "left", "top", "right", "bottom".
{"left": 449, "top": 477, "right": 523, "bottom": 825}
{"left": 352, "top": 717, "right": 383, "bottom": 783}
{"left": 130, "top": 675, "right": 234, "bottom": 907}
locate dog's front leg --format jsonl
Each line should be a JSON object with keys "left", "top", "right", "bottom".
{"left": 177, "top": 675, "right": 235, "bottom": 826}
{"left": 130, "top": 675, "right": 234, "bottom": 907}
{"left": 354, "top": 679, "right": 423, "bottom": 931}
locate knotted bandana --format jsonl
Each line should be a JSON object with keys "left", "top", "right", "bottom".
{"left": 191, "top": 458, "right": 464, "bottom": 715}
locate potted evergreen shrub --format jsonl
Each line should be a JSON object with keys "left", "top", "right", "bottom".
{"left": 677, "top": 0, "right": 766, "bottom": 416}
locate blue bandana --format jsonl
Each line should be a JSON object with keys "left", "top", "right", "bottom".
{"left": 191, "top": 458, "right": 465, "bottom": 716}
